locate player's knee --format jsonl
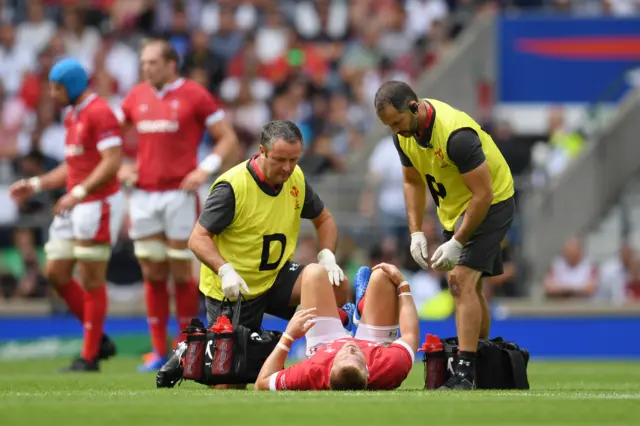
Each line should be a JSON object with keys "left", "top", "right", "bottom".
{"left": 172, "top": 273, "right": 192, "bottom": 286}
{"left": 304, "top": 263, "right": 330, "bottom": 284}
{"left": 44, "top": 265, "right": 73, "bottom": 289}
{"left": 370, "top": 268, "right": 394, "bottom": 287}
{"left": 448, "top": 269, "right": 475, "bottom": 299}
{"left": 140, "top": 262, "right": 169, "bottom": 283}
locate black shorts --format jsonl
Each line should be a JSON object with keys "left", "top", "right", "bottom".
{"left": 443, "top": 197, "right": 515, "bottom": 277}
{"left": 205, "top": 261, "right": 305, "bottom": 332}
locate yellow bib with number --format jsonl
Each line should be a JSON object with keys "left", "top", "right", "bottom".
{"left": 397, "top": 99, "right": 514, "bottom": 231}
{"left": 199, "top": 161, "right": 306, "bottom": 301}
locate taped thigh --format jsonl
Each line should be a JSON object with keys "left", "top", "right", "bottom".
{"left": 354, "top": 323, "right": 399, "bottom": 346}
{"left": 44, "top": 239, "right": 75, "bottom": 260}
{"left": 74, "top": 244, "right": 111, "bottom": 261}
{"left": 134, "top": 240, "right": 168, "bottom": 261}
{"left": 167, "top": 247, "right": 194, "bottom": 260}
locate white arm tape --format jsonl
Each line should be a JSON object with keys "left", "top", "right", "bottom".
{"left": 276, "top": 342, "right": 290, "bottom": 352}
{"left": 268, "top": 373, "right": 279, "bottom": 391}
{"left": 282, "top": 333, "right": 294, "bottom": 342}
{"left": 399, "top": 292, "right": 413, "bottom": 297}
{"left": 71, "top": 185, "right": 88, "bottom": 200}
{"left": 198, "top": 153, "right": 222, "bottom": 174}
{"left": 205, "top": 110, "right": 225, "bottom": 127}
{"left": 97, "top": 136, "right": 123, "bottom": 151}
{"left": 28, "top": 177, "right": 42, "bottom": 193}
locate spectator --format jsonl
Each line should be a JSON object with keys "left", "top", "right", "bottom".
{"left": 0, "top": 22, "right": 35, "bottom": 96}
{"left": 544, "top": 237, "right": 598, "bottom": 299}
{"left": 15, "top": 0, "right": 56, "bottom": 58}
{"left": 60, "top": 6, "right": 101, "bottom": 74}
{"left": 359, "top": 136, "right": 408, "bottom": 241}
{"left": 182, "top": 28, "right": 227, "bottom": 94}
{"left": 599, "top": 242, "right": 636, "bottom": 303}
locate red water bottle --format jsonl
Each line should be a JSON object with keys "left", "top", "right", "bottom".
{"left": 210, "top": 315, "right": 234, "bottom": 375}
{"left": 422, "top": 334, "right": 446, "bottom": 390}
{"left": 183, "top": 331, "right": 206, "bottom": 380}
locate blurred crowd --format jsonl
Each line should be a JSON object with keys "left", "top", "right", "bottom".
{"left": 1, "top": 0, "right": 638, "bottom": 309}
{"left": 0, "top": 0, "right": 473, "bottom": 304}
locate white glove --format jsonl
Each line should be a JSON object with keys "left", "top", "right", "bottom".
{"left": 410, "top": 232, "right": 430, "bottom": 270}
{"left": 317, "top": 248, "right": 345, "bottom": 286}
{"left": 431, "top": 238, "right": 464, "bottom": 271}
{"left": 218, "top": 263, "right": 249, "bottom": 299}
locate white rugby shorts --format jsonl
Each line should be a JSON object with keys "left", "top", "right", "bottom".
{"left": 48, "top": 190, "right": 125, "bottom": 245}
{"left": 128, "top": 189, "right": 199, "bottom": 241}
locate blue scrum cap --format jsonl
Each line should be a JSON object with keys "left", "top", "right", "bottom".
{"left": 48, "top": 58, "right": 88, "bottom": 103}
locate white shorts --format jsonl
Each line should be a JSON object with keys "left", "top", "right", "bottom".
{"left": 49, "top": 191, "right": 125, "bottom": 245}
{"left": 304, "top": 317, "right": 400, "bottom": 357}
{"left": 128, "top": 189, "right": 199, "bottom": 241}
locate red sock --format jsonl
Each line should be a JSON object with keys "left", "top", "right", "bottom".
{"left": 145, "top": 281, "right": 170, "bottom": 357}
{"left": 357, "top": 295, "right": 366, "bottom": 317}
{"left": 56, "top": 279, "right": 86, "bottom": 322}
{"left": 175, "top": 278, "right": 200, "bottom": 341}
{"left": 338, "top": 307, "right": 348, "bottom": 326}
{"left": 81, "top": 286, "right": 107, "bottom": 361}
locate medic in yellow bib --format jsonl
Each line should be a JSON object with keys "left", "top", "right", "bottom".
{"left": 187, "top": 120, "right": 351, "bottom": 341}
{"left": 375, "top": 81, "right": 515, "bottom": 391}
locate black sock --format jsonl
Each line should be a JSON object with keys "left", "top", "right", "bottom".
{"left": 456, "top": 351, "right": 476, "bottom": 379}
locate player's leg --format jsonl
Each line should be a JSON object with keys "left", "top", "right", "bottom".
{"left": 476, "top": 277, "right": 491, "bottom": 340}
{"left": 44, "top": 216, "right": 84, "bottom": 319}
{"left": 265, "top": 262, "right": 349, "bottom": 357}
{"left": 286, "top": 260, "right": 353, "bottom": 329}
{"left": 165, "top": 190, "right": 200, "bottom": 346}
{"left": 59, "top": 198, "right": 115, "bottom": 371}
{"left": 441, "top": 197, "right": 515, "bottom": 390}
{"left": 354, "top": 268, "right": 400, "bottom": 345}
{"left": 129, "top": 189, "right": 172, "bottom": 368}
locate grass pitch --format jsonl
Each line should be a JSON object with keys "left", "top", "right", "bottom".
{"left": 1, "top": 359, "right": 639, "bottom": 426}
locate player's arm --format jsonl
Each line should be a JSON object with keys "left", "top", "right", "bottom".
{"left": 203, "top": 117, "right": 238, "bottom": 173}
{"left": 395, "top": 137, "right": 426, "bottom": 234}
{"left": 114, "top": 94, "right": 134, "bottom": 132}
{"left": 188, "top": 182, "right": 235, "bottom": 273}
{"left": 254, "top": 342, "right": 291, "bottom": 391}
{"left": 304, "top": 181, "right": 335, "bottom": 252}
{"left": 39, "top": 163, "right": 68, "bottom": 190}
{"left": 75, "top": 113, "right": 123, "bottom": 197}
{"left": 448, "top": 129, "right": 493, "bottom": 245}
{"left": 396, "top": 279, "right": 420, "bottom": 353}
{"left": 79, "top": 145, "right": 122, "bottom": 196}
{"left": 255, "top": 308, "right": 317, "bottom": 391}
{"left": 375, "top": 263, "right": 420, "bottom": 352}
{"left": 304, "top": 181, "right": 345, "bottom": 285}
{"left": 198, "top": 89, "right": 239, "bottom": 176}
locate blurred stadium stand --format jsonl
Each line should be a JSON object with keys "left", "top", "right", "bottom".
{"left": 1, "top": 0, "right": 640, "bottom": 321}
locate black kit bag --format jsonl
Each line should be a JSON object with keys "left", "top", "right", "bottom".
{"left": 423, "top": 336, "right": 530, "bottom": 390}
{"left": 181, "top": 296, "right": 282, "bottom": 386}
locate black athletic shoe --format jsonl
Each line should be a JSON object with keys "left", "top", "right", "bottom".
{"left": 98, "top": 334, "right": 117, "bottom": 361}
{"left": 156, "top": 341, "right": 187, "bottom": 388}
{"left": 437, "top": 374, "right": 476, "bottom": 390}
{"left": 59, "top": 357, "right": 100, "bottom": 373}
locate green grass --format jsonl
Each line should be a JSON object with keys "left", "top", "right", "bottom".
{"left": 1, "top": 359, "right": 639, "bottom": 425}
